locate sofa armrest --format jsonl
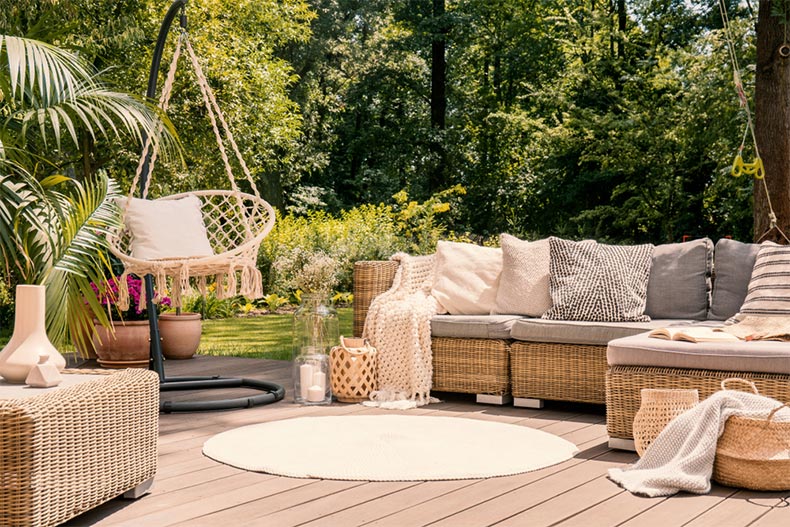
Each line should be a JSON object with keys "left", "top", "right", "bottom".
{"left": 353, "top": 260, "right": 399, "bottom": 337}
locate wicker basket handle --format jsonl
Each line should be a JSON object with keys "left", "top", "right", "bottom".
{"left": 720, "top": 377, "right": 759, "bottom": 394}
{"left": 338, "top": 336, "right": 375, "bottom": 355}
{"left": 766, "top": 403, "right": 790, "bottom": 423}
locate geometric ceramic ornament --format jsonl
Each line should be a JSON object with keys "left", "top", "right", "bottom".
{"left": 25, "top": 353, "right": 63, "bottom": 388}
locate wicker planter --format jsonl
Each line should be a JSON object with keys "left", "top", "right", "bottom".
{"left": 159, "top": 312, "right": 202, "bottom": 359}
{"left": 93, "top": 320, "right": 151, "bottom": 368}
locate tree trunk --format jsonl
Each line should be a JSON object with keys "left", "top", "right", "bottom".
{"left": 429, "top": 0, "right": 447, "bottom": 193}
{"left": 754, "top": 0, "right": 790, "bottom": 243}
{"left": 259, "top": 171, "right": 285, "bottom": 212}
{"left": 617, "top": 0, "right": 626, "bottom": 58}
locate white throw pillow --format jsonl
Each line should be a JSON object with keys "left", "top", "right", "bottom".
{"left": 431, "top": 240, "right": 502, "bottom": 315}
{"left": 732, "top": 242, "right": 790, "bottom": 320}
{"left": 120, "top": 195, "right": 214, "bottom": 260}
{"left": 491, "top": 234, "right": 551, "bottom": 316}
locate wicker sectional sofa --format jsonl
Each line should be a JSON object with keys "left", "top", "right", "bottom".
{"left": 353, "top": 237, "right": 790, "bottom": 450}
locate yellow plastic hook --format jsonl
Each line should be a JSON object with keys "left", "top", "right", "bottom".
{"left": 731, "top": 155, "right": 764, "bottom": 179}
{"left": 731, "top": 154, "right": 745, "bottom": 177}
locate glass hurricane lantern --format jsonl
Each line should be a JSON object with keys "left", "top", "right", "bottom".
{"left": 292, "top": 294, "right": 338, "bottom": 404}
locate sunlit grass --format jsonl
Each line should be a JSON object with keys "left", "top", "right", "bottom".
{"left": 198, "top": 307, "right": 353, "bottom": 360}
{"left": 0, "top": 309, "right": 354, "bottom": 361}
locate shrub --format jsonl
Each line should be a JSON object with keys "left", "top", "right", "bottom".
{"left": 260, "top": 188, "right": 463, "bottom": 295}
{"left": 0, "top": 275, "right": 13, "bottom": 335}
{"left": 182, "top": 291, "right": 240, "bottom": 319}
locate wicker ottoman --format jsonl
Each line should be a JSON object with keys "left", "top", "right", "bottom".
{"left": 0, "top": 368, "right": 159, "bottom": 527}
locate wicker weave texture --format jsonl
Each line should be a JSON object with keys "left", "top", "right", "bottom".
{"left": 510, "top": 341, "right": 607, "bottom": 404}
{"left": 432, "top": 337, "right": 510, "bottom": 396}
{"left": 714, "top": 408, "right": 790, "bottom": 490}
{"left": 606, "top": 365, "right": 790, "bottom": 440}
{"left": 352, "top": 261, "right": 398, "bottom": 338}
{"left": 330, "top": 345, "right": 377, "bottom": 403}
{"left": 0, "top": 369, "right": 159, "bottom": 527}
{"left": 108, "top": 190, "right": 275, "bottom": 306}
{"left": 632, "top": 389, "right": 699, "bottom": 456}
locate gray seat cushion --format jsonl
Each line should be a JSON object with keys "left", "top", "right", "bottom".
{"left": 607, "top": 332, "right": 790, "bottom": 374}
{"left": 431, "top": 315, "right": 523, "bottom": 339}
{"left": 510, "top": 318, "right": 700, "bottom": 346}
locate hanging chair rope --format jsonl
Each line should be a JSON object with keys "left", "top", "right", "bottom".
{"left": 131, "top": 31, "right": 184, "bottom": 203}
{"left": 183, "top": 36, "right": 256, "bottom": 239}
{"left": 718, "top": 0, "right": 789, "bottom": 243}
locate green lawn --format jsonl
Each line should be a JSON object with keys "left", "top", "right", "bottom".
{"left": 197, "top": 307, "right": 352, "bottom": 360}
{"left": 0, "top": 309, "right": 352, "bottom": 360}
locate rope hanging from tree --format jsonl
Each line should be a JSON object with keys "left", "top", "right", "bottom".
{"left": 718, "top": 0, "right": 789, "bottom": 243}
{"left": 108, "top": 28, "right": 275, "bottom": 309}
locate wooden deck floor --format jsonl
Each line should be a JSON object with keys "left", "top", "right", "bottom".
{"left": 64, "top": 356, "right": 790, "bottom": 527}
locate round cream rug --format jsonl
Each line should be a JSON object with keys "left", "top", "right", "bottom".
{"left": 202, "top": 415, "right": 579, "bottom": 481}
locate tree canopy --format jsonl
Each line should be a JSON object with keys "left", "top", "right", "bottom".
{"left": 3, "top": 0, "right": 765, "bottom": 243}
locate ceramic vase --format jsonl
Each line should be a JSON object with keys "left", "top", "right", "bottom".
{"left": 159, "top": 312, "right": 202, "bottom": 359}
{"left": 0, "top": 285, "right": 66, "bottom": 383}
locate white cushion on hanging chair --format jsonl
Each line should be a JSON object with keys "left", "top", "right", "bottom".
{"left": 120, "top": 195, "right": 214, "bottom": 260}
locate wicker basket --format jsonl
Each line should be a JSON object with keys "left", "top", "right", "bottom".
{"left": 632, "top": 388, "right": 699, "bottom": 456}
{"left": 330, "top": 337, "right": 377, "bottom": 403}
{"left": 713, "top": 378, "right": 790, "bottom": 491}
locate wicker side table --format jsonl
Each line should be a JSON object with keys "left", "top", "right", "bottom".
{"left": 0, "top": 368, "right": 159, "bottom": 527}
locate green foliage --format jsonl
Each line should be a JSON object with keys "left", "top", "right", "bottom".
{"left": 0, "top": 275, "right": 13, "bottom": 334}
{"left": 6, "top": 0, "right": 312, "bottom": 207}
{"left": 262, "top": 293, "right": 290, "bottom": 312}
{"left": 331, "top": 291, "right": 353, "bottom": 306}
{"left": 10, "top": 0, "right": 763, "bottom": 246}
{"left": 198, "top": 308, "right": 353, "bottom": 360}
{"left": 390, "top": 184, "right": 467, "bottom": 252}
{"left": 261, "top": 188, "right": 458, "bottom": 294}
{"left": 182, "top": 291, "right": 239, "bottom": 320}
{"left": 280, "top": 0, "right": 756, "bottom": 243}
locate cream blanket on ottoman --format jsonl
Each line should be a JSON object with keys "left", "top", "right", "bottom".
{"left": 609, "top": 390, "right": 790, "bottom": 497}
{"left": 363, "top": 253, "right": 438, "bottom": 409}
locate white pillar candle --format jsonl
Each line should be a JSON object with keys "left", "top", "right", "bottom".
{"left": 299, "top": 364, "right": 313, "bottom": 400}
{"left": 312, "top": 371, "right": 326, "bottom": 392}
{"left": 307, "top": 385, "right": 324, "bottom": 402}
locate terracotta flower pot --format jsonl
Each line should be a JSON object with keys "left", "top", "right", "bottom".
{"left": 159, "top": 312, "right": 202, "bottom": 360}
{"left": 92, "top": 320, "right": 151, "bottom": 368}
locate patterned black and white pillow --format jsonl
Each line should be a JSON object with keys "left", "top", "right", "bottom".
{"left": 542, "top": 237, "right": 654, "bottom": 322}
{"left": 734, "top": 243, "right": 790, "bottom": 319}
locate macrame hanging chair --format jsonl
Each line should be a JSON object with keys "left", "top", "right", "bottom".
{"left": 109, "top": 0, "right": 283, "bottom": 412}
{"left": 107, "top": 17, "right": 275, "bottom": 309}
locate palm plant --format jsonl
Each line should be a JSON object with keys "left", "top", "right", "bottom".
{"left": 0, "top": 34, "right": 177, "bottom": 352}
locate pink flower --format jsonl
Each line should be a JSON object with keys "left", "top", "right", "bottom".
{"left": 89, "top": 275, "right": 171, "bottom": 321}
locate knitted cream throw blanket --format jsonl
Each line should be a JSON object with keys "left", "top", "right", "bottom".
{"left": 363, "top": 253, "right": 438, "bottom": 409}
{"left": 609, "top": 390, "right": 790, "bottom": 497}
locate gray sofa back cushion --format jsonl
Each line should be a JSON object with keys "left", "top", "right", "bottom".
{"left": 644, "top": 238, "right": 712, "bottom": 320}
{"left": 708, "top": 238, "right": 760, "bottom": 320}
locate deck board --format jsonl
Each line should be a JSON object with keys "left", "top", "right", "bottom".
{"left": 62, "top": 356, "right": 790, "bottom": 527}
